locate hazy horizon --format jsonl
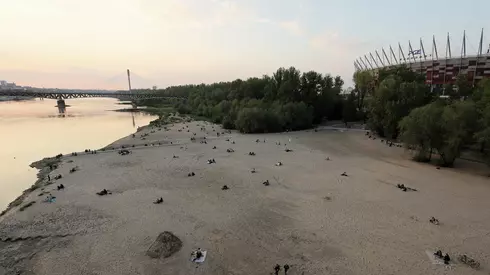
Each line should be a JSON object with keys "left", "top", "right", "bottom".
{"left": 1, "top": 0, "right": 489, "bottom": 90}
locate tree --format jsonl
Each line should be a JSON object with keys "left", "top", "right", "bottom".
{"left": 368, "top": 75, "right": 431, "bottom": 139}
{"left": 437, "top": 100, "right": 478, "bottom": 166}
{"left": 342, "top": 92, "right": 358, "bottom": 125}
{"left": 353, "top": 70, "right": 374, "bottom": 111}
{"left": 399, "top": 101, "right": 444, "bottom": 161}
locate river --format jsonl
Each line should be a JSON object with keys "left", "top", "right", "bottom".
{"left": 0, "top": 98, "right": 157, "bottom": 210}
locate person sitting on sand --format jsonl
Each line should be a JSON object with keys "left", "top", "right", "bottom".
{"left": 221, "top": 185, "right": 229, "bottom": 190}
{"left": 341, "top": 172, "right": 348, "bottom": 177}
{"left": 274, "top": 264, "right": 281, "bottom": 275}
{"left": 434, "top": 250, "right": 443, "bottom": 258}
{"left": 443, "top": 253, "right": 451, "bottom": 265}
{"left": 153, "top": 197, "right": 163, "bottom": 204}
{"left": 429, "top": 217, "right": 440, "bottom": 225}
{"left": 57, "top": 184, "right": 64, "bottom": 190}
{"left": 263, "top": 180, "right": 270, "bottom": 186}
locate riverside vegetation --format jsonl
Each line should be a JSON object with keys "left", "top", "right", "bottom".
{"left": 135, "top": 66, "right": 490, "bottom": 168}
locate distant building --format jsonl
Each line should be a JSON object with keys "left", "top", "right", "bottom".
{"left": 0, "top": 80, "right": 22, "bottom": 90}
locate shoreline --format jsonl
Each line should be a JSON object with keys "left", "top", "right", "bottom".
{"left": 0, "top": 113, "right": 183, "bottom": 218}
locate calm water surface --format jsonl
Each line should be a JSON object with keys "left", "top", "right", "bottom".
{"left": 0, "top": 98, "right": 156, "bottom": 209}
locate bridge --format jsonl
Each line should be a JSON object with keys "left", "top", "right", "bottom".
{"left": 0, "top": 89, "right": 183, "bottom": 100}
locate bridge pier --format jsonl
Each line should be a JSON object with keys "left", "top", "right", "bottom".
{"left": 57, "top": 99, "right": 66, "bottom": 114}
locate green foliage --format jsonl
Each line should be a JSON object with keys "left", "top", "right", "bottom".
{"left": 142, "top": 67, "right": 346, "bottom": 133}
{"left": 367, "top": 75, "right": 432, "bottom": 139}
{"left": 399, "top": 101, "right": 444, "bottom": 162}
{"left": 400, "top": 100, "right": 478, "bottom": 166}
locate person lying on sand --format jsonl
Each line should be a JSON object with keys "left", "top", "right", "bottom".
{"left": 153, "top": 197, "right": 163, "bottom": 204}
{"left": 275, "top": 162, "right": 283, "bottom": 166}
{"left": 285, "top": 148, "right": 292, "bottom": 152}
{"left": 54, "top": 174, "right": 62, "bottom": 180}
{"left": 249, "top": 152, "right": 256, "bottom": 156}
{"left": 44, "top": 193, "right": 56, "bottom": 203}
{"left": 188, "top": 172, "right": 196, "bottom": 177}
{"left": 96, "top": 189, "right": 112, "bottom": 196}
{"left": 341, "top": 172, "right": 348, "bottom": 177}
{"left": 458, "top": 254, "right": 480, "bottom": 269}
{"left": 251, "top": 168, "right": 256, "bottom": 173}
{"left": 396, "top": 184, "right": 417, "bottom": 192}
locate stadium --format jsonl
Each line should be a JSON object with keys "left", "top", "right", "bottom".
{"left": 355, "top": 29, "right": 490, "bottom": 86}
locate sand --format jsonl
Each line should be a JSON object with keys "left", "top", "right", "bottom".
{"left": 0, "top": 120, "right": 489, "bottom": 275}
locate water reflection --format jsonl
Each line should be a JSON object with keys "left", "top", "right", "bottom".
{"left": 0, "top": 98, "right": 157, "bottom": 209}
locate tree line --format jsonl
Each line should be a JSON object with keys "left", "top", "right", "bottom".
{"left": 138, "top": 65, "right": 490, "bottom": 167}
{"left": 138, "top": 67, "right": 347, "bottom": 133}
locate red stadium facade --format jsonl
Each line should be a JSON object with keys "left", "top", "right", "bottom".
{"left": 355, "top": 29, "right": 490, "bottom": 86}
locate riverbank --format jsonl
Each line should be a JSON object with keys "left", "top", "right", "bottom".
{"left": 1, "top": 119, "right": 489, "bottom": 274}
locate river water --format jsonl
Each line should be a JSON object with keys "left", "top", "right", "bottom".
{"left": 0, "top": 98, "right": 156, "bottom": 210}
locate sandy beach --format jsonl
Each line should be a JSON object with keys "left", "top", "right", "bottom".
{"left": 1, "top": 119, "right": 489, "bottom": 275}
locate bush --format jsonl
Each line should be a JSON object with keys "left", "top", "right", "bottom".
{"left": 235, "top": 108, "right": 282, "bottom": 133}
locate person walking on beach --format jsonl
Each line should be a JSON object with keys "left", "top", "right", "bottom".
{"left": 47, "top": 175, "right": 50, "bottom": 181}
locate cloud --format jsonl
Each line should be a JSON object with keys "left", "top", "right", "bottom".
{"left": 278, "top": 20, "right": 303, "bottom": 36}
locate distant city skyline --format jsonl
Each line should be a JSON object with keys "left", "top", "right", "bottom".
{"left": 1, "top": 0, "right": 489, "bottom": 90}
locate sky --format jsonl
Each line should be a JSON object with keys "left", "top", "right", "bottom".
{"left": 1, "top": 0, "right": 489, "bottom": 90}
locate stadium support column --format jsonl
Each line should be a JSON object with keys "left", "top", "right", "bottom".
{"left": 473, "top": 28, "right": 484, "bottom": 87}
{"left": 382, "top": 48, "right": 391, "bottom": 66}
{"left": 389, "top": 46, "right": 398, "bottom": 65}
{"left": 431, "top": 35, "right": 438, "bottom": 88}
{"left": 443, "top": 33, "right": 452, "bottom": 87}
{"left": 459, "top": 30, "right": 466, "bottom": 76}
{"left": 370, "top": 52, "right": 379, "bottom": 68}
{"left": 408, "top": 41, "right": 415, "bottom": 69}
{"left": 398, "top": 43, "right": 407, "bottom": 64}
{"left": 375, "top": 50, "right": 385, "bottom": 67}
{"left": 364, "top": 55, "right": 374, "bottom": 69}
{"left": 420, "top": 38, "right": 426, "bottom": 75}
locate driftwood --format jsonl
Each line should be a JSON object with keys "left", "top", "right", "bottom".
{"left": 146, "top": 231, "right": 182, "bottom": 259}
